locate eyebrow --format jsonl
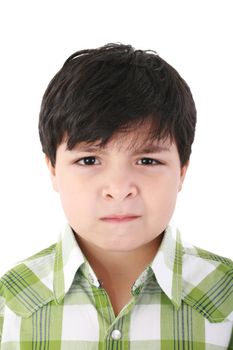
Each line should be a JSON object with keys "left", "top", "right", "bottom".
{"left": 72, "top": 144, "right": 170, "bottom": 155}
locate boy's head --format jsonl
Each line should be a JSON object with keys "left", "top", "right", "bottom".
{"left": 39, "top": 43, "right": 196, "bottom": 252}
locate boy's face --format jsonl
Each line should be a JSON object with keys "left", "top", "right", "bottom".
{"left": 46, "top": 124, "right": 188, "bottom": 252}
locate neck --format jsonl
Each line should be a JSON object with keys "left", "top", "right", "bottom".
{"left": 74, "top": 233, "right": 164, "bottom": 282}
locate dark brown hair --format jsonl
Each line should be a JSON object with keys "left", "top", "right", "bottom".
{"left": 39, "top": 43, "right": 196, "bottom": 167}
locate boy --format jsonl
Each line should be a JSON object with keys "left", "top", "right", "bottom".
{"left": 0, "top": 43, "right": 232, "bottom": 349}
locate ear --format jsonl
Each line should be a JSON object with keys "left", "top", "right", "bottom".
{"left": 45, "top": 156, "right": 59, "bottom": 193}
{"left": 178, "top": 160, "right": 189, "bottom": 192}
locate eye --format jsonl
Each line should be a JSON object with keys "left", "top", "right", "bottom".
{"left": 75, "top": 156, "right": 100, "bottom": 166}
{"left": 74, "top": 156, "right": 163, "bottom": 166}
{"left": 137, "top": 158, "right": 162, "bottom": 166}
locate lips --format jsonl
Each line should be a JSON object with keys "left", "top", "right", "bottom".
{"left": 100, "top": 214, "right": 141, "bottom": 223}
{"left": 101, "top": 214, "right": 140, "bottom": 219}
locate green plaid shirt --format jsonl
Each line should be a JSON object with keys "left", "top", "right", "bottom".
{"left": 0, "top": 223, "right": 232, "bottom": 349}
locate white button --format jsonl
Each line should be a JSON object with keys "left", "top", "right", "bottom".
{"left": 111, "top": 329, "right": 122, "bottom": 340}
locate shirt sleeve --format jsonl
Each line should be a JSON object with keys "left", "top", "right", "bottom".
{"left": 0, "top": 316, "right": 3, "bottom": 350}
{"left": 0, "top": 285, "right": 5, "bottom": 349}
{"left": 0, "top": 310, "right": 3, "bottom": 349}
{"left": 228, "top": 328, "right": 233, "bottom": 350}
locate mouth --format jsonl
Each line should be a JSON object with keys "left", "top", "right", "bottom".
{"left": 100, "top": 215, "right": 141, "bottom": 223}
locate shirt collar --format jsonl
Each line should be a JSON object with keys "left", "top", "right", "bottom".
{"left": 53, "top": 224, "right": 102, "bottom": 304}
{"left": 53, "top": 224, "right": 86, "bottom": 303}
{"left": 53, "top": 223, "right": 184, "bottom": 310}
{"left": 150, "top": 224, "right": 184, "bottom": 310}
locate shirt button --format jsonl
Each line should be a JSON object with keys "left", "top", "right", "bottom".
{"left": 111, "top": 329, "right": 122, "bottom": 340}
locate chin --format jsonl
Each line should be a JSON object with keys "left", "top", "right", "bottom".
{"left": 100, "top": 239, "right": 144, "bottom": 252}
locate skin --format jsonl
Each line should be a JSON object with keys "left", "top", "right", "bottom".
{"left": 46, "top": 124, "right": 189, "bottom": 315}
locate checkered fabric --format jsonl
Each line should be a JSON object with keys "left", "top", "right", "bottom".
{"left": 0, "top": 223, "right": 232, "bottom": 349}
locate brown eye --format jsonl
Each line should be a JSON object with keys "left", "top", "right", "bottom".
{"left": 76, "top": 157, "right": 99, "bottom": 166}
{"left": 138, "top": 158, "right": 162, "bottom": 166}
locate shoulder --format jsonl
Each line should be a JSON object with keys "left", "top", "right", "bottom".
{"left": 181, "top": 240, "right": 233, "bottom": 323}
{"left": 183, "top": 241, "right": 233, "bottom": 266}
{"left": 0, "top": 243, "right": 57, "bottom": 318}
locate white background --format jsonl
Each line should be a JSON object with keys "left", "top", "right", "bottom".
{"left": 0, "top": 0, "right": 232, "bottom": 276}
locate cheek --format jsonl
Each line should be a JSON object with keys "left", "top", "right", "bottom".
{"left": 56, "top": 176, "right": 87, "bottom": 218}
{"left": 146, "top": 173, "right": 180, "bottom": 212}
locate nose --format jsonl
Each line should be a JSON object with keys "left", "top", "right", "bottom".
{"left": 101, "top": 170, "right": 138, "bottom": 201}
